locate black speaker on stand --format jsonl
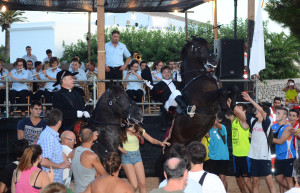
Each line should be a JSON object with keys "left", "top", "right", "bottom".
{"left": 214, "top": 39, "right": 246, "bottom": 102}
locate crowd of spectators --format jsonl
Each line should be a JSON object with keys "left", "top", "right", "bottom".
{"left": 2, "top": 30, "right": 300, "bottom": 193}
{"left": 0, "top": 47, "right": 98, "bottom": 117}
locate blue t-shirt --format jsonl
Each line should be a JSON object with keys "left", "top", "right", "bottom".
{"left": 272, "top": 123, "right": 296, "bottom": 160}
{"left": 208, "top": 124, "right": 229, "bottom": 160}
{"left": 17, "top": 118, "right": 46, "bottom": 144}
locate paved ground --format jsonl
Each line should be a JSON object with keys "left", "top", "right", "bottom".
{"left": 71, "top": 176, "right": 282, "bottom": 193}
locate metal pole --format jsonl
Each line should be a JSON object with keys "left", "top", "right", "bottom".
{"left": 185, "top": 11, "right": 188, "bottom": 41}
{"left": 88, "top": 12, "right": 91, "bottom": 62}
{"left": 255, "top": 78, "right": 258, "bottom": 103}
{"left": 5, "top": 76, "right": 9, "bottom": 118}
{"left": 97, "top": 0, "right": 105, "bottom": 98}
{"left": 214, "top": 0, "right": 218, "bottom": 40}
{"left": 93, "top": 76, "right": 96, "bottom": 108}
{"left": 247, "top": 0, "right": 255, "bottom": 76}
{"left": 234, "top": 0, "right": 238, "bottom": 39}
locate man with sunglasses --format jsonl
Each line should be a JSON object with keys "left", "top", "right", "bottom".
{"left": 52, "top": 70, "right": 89, "bottom": 131}
{"left": 61, "top": 131, "right": 76, "bottom": 189}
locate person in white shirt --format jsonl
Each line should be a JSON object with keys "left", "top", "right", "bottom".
{"left": 233, "top": 92, "right": 276, "bottom": 193}
{"left": 70, "top": 58, "right": 87, "bottom": 97}
{"left": 8, "top": 58, "right": 31, "bottom": 117}
{"left": 61, "top": 131, "right": 76, "bottom": 189}
{"left": 22, "top": 46, "right": 37, "bottom": 64}
{"left": 159, "top": 144, "right": 203, "bottom": 193}
{"left": 42, "top": 57, "right": 61, "bottom": 112}
{"left": 187, "top": 141, "right": 226, "bottom": 193}
{"left": 43, "top": 49, "right": 52, "bottom": 63}
{"left": 68, "top": 55, "right": 85, "bottom": 71}
{"left": 123, "top": 60, "right": 144, "bottom": 102}
{"left": 0, "top": 60, "right": 8, "bottom": 113}
{"left": 285, "top": 158, "right": 300, "bottom": 193}
{"left": 105, "top": 30, "right": 131, "bottom": 80}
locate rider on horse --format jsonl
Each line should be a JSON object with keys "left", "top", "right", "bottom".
{"left": 144, "top": 65, "right": 196, "bottom": 117}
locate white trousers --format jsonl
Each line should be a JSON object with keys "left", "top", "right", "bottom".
{"left": 164, "top": 90, "right": 181, "bottom": 111}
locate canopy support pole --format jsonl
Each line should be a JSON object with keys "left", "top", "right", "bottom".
{"left": 97, "top": 0, "right": 105, "bottom": 98}
{"left": 247, "top": 0, "right": 255, "bottom": 76}
{"left": 185, "top": 11, "right": 188, "bottom": 41}
{"left": 214, "top": 0, "right": 218, "bottom": 40}
{"left": 88, "top": 11, "right": 91, "bottom": 62}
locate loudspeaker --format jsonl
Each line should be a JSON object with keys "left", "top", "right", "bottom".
{"left": 214, "top": 39, "right": 244, "bottom": 79}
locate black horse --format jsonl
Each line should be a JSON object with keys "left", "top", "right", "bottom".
{"left": 166, "top": 37, "right": 237, "bottom": 145}
{"left": 88, "top": 83, "right": 143, "bottom": 160}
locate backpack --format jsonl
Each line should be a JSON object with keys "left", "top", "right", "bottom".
{"left": 250, "top": 118, "right": 273, "bottom": 150}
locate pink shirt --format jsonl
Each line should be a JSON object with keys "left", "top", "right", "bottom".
{"left": 15, "top": 167, "right": 42, "bottom": 193}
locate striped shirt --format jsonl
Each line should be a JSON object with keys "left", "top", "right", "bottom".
{"left": 37, "top": 126, "right": 63, "bottom": 183}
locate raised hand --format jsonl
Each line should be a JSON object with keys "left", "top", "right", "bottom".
{"left": 241, "top": 92, "right": 251, "bottom": 101}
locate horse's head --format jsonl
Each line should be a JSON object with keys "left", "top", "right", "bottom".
{"left": 181, "top": 37, "right": 217, "bottom": 82}
{"left": 93, "top": 83, "right": 143, "bottom": 124}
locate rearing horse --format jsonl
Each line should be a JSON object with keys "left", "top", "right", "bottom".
{"left": 167, "top": 37, "right": 233, "bottom": 145}
{"left": 88, "top": 83, "right": 143, "bottom": 160}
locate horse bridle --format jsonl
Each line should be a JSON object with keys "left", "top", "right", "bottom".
{"left": 181, "top": 72, "right": 220, "bottom": 115}
{"left": 182, "top": 72, "right": 220, "bottom": 92}
{"left": 106, "top": 89, "right": 133, "bottom": 125}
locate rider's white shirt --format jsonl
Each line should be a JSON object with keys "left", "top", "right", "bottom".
{"left": 162, "top": 78, "right": 177, "bottom": 93}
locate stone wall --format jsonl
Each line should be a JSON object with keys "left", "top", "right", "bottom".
{"left": 257, "top": 78, "right": 300, "bottom": 103}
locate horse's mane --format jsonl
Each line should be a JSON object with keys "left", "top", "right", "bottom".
{"left": 91, "top": 90, "right": 109, "bottom": 120}
{"left": 91, "top": 85, "right": 128, "bottom": 121}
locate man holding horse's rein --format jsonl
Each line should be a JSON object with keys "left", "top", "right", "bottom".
{"left": 53, "top": 70, "right": 90, "bottom": 131}
{"left": 144, "top": 65, "right": 195, "bottom": 117}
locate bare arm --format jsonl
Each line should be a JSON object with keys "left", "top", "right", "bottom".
{"left": 282, "top": 87, "right": 289, "bottom": 92}
{"left": 40, "top": 158, "right": 70, "bottom": 169}
{"left": 118, "top": 145, "right": 127, "bottom": 154}
{"left": 152, "top": 72, "right": 162, "bottom": 81}
{"left": 84, "top": 184, "right": 92, "bottom": 193}
{"left": 92, "top": 154, "right": 107, "bottom": 176}
{"left": 0, "top": 182, "right": 6, "bottom": 193}
{"left": 242, "top": 92, "right": 267, "bottom": 120}
{"left": 17, "top": 130, "right": 24, "bottom": 140}
{"left": 225, "top": 113, "right": 235, "bottom": 122}
{"left": 124, "top": 57, "right": 131, "bottom": 67}
{"left": 134, "top": 72, "right": 142, "bottom": 80}
{"left": 143, "top": 131, "right": 170, "bottom": 147}
{"left": 294, "top": 84, "right": 300, "bottom": 92}
{"left": 120, "top": 57, "right": 131, "bottom": 71}
{"left": 123, "top": 72, "right": 130, "bottom": 87}
{"left": 11, "top": 170, "right": 16, "bottom": 193}
{"left": 273, "top": 126, "right": 293, "bottom": 145}
{"left": 214, "top": 120, "right": 222, "bottom": 130}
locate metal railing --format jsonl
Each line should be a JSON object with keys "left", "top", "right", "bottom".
{"left": 0, "top": 77, "right": 256, "bottom": 118}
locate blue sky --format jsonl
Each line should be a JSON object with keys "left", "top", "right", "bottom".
{"left": 0, "top": 0, "right": 290, "bottom": 46}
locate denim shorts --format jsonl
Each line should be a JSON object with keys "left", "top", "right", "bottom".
{"left": 121, "top": 150, "right": 142, "bottom": 165}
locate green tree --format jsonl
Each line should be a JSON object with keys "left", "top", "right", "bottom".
{"left": 0, "top": 10, "right": 26, "bottom": 60}
{"left": 260, "top": 32, "right": 300, "bottom": 79}
{"left": 265, "top": 0, "right": 300, "bottom": 41}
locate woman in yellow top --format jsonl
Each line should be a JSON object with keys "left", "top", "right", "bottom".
{"left": 119, "top": 124, "right": 170, "bottom": 193}
{"left": 282, "top": 79, "right": 300, "bottom": 108}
